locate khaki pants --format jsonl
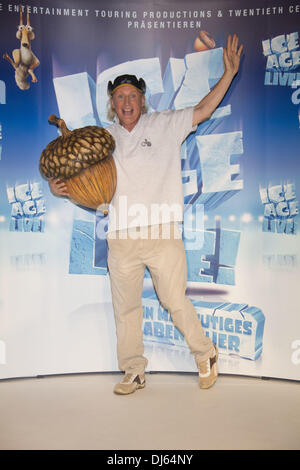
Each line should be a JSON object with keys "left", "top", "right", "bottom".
{"left": 107, "top": 224, "right": 214, "bottom": 375}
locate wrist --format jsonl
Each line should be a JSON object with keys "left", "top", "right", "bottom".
{"left": 223, "top": 69, "right": 236, "bottom": 79}
{"left": 222, "top": 70, "right": 236, "bottom": 84}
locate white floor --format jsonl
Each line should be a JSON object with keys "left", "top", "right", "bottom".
{"left": 0, "top": 372, "right": 299, "bottom": 450}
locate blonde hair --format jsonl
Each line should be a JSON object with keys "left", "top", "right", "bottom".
{"left": 106, "top": 98, "right": 148, "bottom": 122}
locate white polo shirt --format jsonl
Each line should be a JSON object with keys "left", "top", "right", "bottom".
{"left": 106, "top": 107, "right": 195, "bottom": 233}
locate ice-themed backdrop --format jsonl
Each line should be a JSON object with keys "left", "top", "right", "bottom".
{"left": 0, "top": 0, "right": 300, "bottom": 380}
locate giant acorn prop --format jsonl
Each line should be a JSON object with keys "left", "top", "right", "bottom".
{"left": 39, "top": 115, "right": 116, "bottom": 213}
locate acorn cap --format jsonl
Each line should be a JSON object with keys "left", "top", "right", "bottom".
{"left": 39, "top": 115, "right": 115, "bottom": 180}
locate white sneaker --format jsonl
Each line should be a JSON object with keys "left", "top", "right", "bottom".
{"left": 198, "top": 346, "right": 218, "bottom": 389}
{"left": 113, "top": 373, "right": 146, "bottom": 395}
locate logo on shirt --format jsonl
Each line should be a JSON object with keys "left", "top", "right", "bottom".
{"left": 141, "top": 138, "right": 152, "bottom": 147}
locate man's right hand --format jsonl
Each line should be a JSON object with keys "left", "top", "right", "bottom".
{"left": 48, "top": 178, "right": 70, "bottom": 198}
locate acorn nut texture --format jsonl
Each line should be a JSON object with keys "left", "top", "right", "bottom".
{"left": 39, "top": 115, "right": 117, "bottom": 211}
{"left": 39, "top": 115, "right": 115, "bottom": 179}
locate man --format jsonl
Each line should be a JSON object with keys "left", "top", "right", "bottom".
{"left": 49, "top": 34, "right": 243, "bottom": 395}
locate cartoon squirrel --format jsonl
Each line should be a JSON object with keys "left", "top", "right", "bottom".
{"left": 3, "top": 7, "right": 40, "bottom": 90}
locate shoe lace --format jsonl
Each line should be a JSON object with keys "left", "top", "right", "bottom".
{"left": 122, "top": 373, "right": 135, "bottom": 384}
{"left": 199, "top": 359, "right": 210, "bottom": 375}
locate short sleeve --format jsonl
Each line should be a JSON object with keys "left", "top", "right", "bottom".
{"left": 168, "top": 107, "right": 196, "bottom": 143}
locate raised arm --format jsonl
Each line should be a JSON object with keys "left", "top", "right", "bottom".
{"left": 193, "top": 34, "right": 243, "bottom": 126}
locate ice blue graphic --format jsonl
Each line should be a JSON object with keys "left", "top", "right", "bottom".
{"left": 7, "top": 182, "right": 46, "bottom": 232}
{"left": 183, "top": 227, "right": 240, "bottom": 285}
{"left": 142, "top": 290, "right": 265, "bottom": 361}
{"left": 58, "top": 49, "right": 243, "bottom": 282}
{"left": 10, "top": 253, "right": 46, "bottom": 270}
{"left": 263, "top": 32, "right": 300, "bottom": 125}
{"left": 260, "top": 183, "right": 298, "bottom": 234}
{"left": 191, "top": 131, "right": 243, "bottom": 209}
{"left": 69, "top": 218, "right": 107, "bottom": 275}
{"left": 174, "top": 48, "right": 225, "bottom": 109}
{"left": 156, "top": 58, "right": 186, "bottom": 111}
{"left": 0, "top": 80, "right": 5, "bottom": 104}
{"left": 0, "top": 123, "right": 2, "bottom": 160}
{"left": 53, "top": 72, "right": 100, "bottom": 130}
{"left": 262, "top": 32, "right": 299, "bottom": 72}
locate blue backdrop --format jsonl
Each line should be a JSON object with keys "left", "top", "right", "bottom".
{"left": 0, "top": 0, "right": 299, "bottom": 380}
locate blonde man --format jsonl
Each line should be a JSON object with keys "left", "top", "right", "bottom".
{"left": 50, "top": 34, "right": 243, "bottom": 394}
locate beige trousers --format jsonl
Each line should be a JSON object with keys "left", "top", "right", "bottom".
{"left": 107, "top": 224, "right": 214, "bottom": 375}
